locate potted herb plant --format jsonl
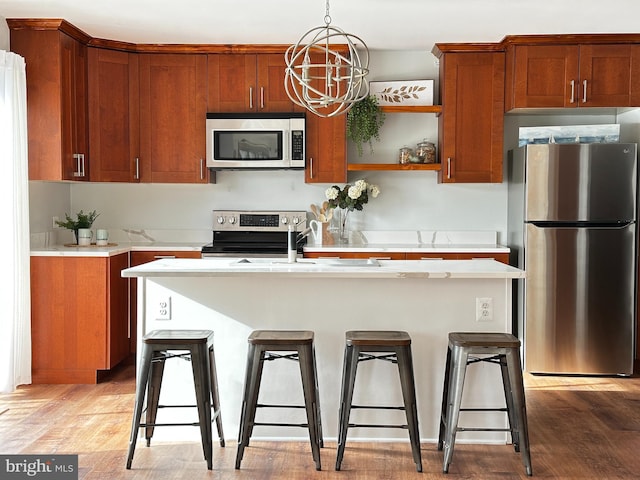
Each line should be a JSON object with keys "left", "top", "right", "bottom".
{"left": 55, "top": 210, "right": 99, "bottom": 244}
{"left": 346, "top": 95, "right": 386, "bottom": 156}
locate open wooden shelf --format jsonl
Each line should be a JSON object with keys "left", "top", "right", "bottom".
{"left": 347, "top": 163, "right": 441, "bottom": 171}
{"left": 379, "top": 105, "right": 442, "bottom": 114}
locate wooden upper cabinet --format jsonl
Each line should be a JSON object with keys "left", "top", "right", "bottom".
{"left": 305, "top": 113, "right": 347, "bottom": 183}
{"left": 138, "top": 54, "right": 210, "bottom": 183}
{"left": 88, "top": 48, "right": 140, "bottom": 182}
{"left": 435, "top": 49, "right": 505, "bottom": 183}
{"left": 10, "top": 26, "right": 89, "bottom": 181}
{"left": 208, "top": 53, "right": 294, "bottom": 112}
{"left": 506, "top": 43, "right": 640, "bottom": 110}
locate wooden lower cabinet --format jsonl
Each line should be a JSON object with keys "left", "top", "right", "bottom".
{"left": 406, "top": 252, "right": 509, "bottom": 263}
{"left": 129, "top": 251, "right": 202, "bottom": 353}
{"left": 30, "top": 253, "right": 129, "bottom": 384}
{"left": 304, "top": 251, "right": 509, "bottom": 264}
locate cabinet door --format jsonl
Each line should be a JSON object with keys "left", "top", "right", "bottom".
{"left": 108, "top": 253, "right": 130, "bottom": 368}
{"left": 139, "top": 54, "right": 209, "bottom": 183}
{"left": 62, "top": 36, "right": 89, "bottom": 181}
{"left": 508, "top": 45, "right": 579, "bottom": 109}
{"left": 305, "top": 113, "right": 348, "bottom": 183}
{"left": 31, "top": 257, "right": 108, "bottom": 383}
{"left": 579, "top": 44, "right": 633, "bottom": 107}
{"left": 208, "top": 54, "right": 256, "bottom": 112}
{"left": 439, "top": 51, "right": 504, "bottom": 183}
{"left": 10, "top": 29, "right": 88, "bottom": 181}
{"left": 88, "top": 48, "right": 140, "bottom": 182}
{"left": 256, "top": 54, "right": 295, "bottom": 112}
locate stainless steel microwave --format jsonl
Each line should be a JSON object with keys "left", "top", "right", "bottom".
{"left": 206, "top": 112, "right": 305, "bottom": 170}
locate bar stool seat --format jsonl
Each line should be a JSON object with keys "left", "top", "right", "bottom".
{"left": 336, "top": 330, "right": 422, "bottom": 472}
{"left": 126, "top": 329, "right": 225, "bottom": 470}
{"left": 438, "top": 332, "right": 532, "bottom": 476}
{"left": 235, "top": 330, "right": 323, "bottom": 470}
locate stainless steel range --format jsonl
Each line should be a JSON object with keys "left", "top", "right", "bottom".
{"left": 201, "top": 210, "right": 308, "bottom": 258}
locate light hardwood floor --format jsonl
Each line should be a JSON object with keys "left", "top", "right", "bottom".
{"left": 1, "top": 360, "right": 640, "bottom": 479}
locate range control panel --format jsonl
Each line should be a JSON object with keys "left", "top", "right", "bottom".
{"left": 212, "top": 210, "right": 307, "bottom": 232}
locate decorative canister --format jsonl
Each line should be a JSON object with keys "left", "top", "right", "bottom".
{"left": 416, "top": 140, "right": 436, "bottom": 164}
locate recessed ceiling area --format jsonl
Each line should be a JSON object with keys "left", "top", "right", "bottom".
{"left": 1, "top": 0, "right": 640, "bottom": 50}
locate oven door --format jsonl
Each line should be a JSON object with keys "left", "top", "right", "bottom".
{"left": 201, "top": 231, "right": 303, "bottom": 258}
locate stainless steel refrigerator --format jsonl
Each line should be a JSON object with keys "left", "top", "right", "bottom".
{"left": 508, "top": 143, "right": 637, "bottom": 375}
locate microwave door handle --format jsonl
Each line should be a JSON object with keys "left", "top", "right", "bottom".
{"left": 284, "top": 130, "right": 289, "bottom": 163}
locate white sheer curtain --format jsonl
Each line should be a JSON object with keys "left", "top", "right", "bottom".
{"left": 0, "top": 50, "right": 31, "bottom": 393}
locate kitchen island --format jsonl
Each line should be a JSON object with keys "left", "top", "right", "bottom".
{"left": 122, "top": 257, "right": 524, "bottom": 444}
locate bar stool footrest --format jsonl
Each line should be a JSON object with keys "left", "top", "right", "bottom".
{"left": 351, "top": 404, "right": 405, "bottom": 411}
{"left": 348, "top": 423, "right": 409, "bottom": 429}
{"left": 256, "top": 403, "right": 306, "bottom": 409}
{"left": 253, "top": 422, "right": 310, "bottom": 428}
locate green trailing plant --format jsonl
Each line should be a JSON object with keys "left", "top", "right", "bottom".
{"left": 55, "top": 210, "right": 99, "bottom": 231}
{"left": 346, "top": 95, "right": 386, "bottom": 157}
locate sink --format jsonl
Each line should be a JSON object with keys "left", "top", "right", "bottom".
{"left": 325, "top": 258, "right": 381, "bottom": 267}
{"left": 229, "top": 258, "right": 380, "bottom": 267}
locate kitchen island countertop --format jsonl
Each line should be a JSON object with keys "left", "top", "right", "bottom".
{"left": 122, "top": 256, "right": 524, "bottom": 279}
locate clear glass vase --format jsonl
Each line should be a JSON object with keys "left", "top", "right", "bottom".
{"left": 331, "top": 208, "right": 350, "bottom": 243}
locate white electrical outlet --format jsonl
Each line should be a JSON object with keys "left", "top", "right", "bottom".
{"left": 476, "top": 297, "right": 493, "bottom": 322}
{"left": 157, "top": 296, "right": 172, "bottom": 320}
{"left": 52, "top": 216, "right": 59, "bottom": 229}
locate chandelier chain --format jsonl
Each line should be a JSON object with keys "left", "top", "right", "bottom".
{"left": 324, "top": 0, "right": 331, "bottom": 26}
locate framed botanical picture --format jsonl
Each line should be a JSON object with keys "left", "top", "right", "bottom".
{"left": 369, "top": 80, "right": 434, "bottom": 106}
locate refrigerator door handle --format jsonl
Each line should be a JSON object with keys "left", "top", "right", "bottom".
{"left": 528, "top": 220, "right": 634, "bottom": 229}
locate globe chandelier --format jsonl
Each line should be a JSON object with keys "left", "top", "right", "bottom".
{"left": 284, "top": 0, "right": 370, "bottom": 117}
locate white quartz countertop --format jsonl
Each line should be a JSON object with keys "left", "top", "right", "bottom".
{"left": 303, "top": 243, "right": 509, "bottom": 253}
{"left": 30, "top": 230, "right": 509, "bottom": 257}
{"left": 121, "top": 257, "right": 525, "bottom": 279}
{"left": 30, "top": 242, "right": 204, "bottom": 257}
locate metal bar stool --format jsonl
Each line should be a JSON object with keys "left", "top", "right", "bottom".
{"left": 438, "top": 332, "right": 532, "bottom": 476}
{"left": 126, "top": 329, "right": 225, "bottom": 470}
{"left": 336, "top": 330, "right": 422, "bottom": 472}
{"left": 235, "top": 330, "right": 323, "bottom": 471}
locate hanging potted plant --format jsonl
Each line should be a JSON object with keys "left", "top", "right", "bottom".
{"left": 346, "top": 95, "right": 386, "bottom": 156}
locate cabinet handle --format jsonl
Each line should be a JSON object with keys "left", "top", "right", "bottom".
{"left": 420, "top": 257, "right": 444, "bottom": 260}
{"left": 309, "top": 157, "right": 314, "bottom": 179}
{"left": 249, "top": 86, "right": 254, "bottom": 109}
{"left": 200, "top": 158, "right": 204, "bottom": 180}
{"left": 447, "top": 157, "right": 451, "bottom": 179}
{"left": 582, "top": 79, "right": 587, "bottom": 103}
{"left": 134, "top": 157, "right": 139, "bottom": 180}
{"left": 569, "top": 80, "right": 575, "bottom": 103}
{"left": 370, "top": 256, "right": 391, "bottom": 260}
{"left": 153, "top": 255, "right": 176, "bottom": 259}
{"left": 73, "top": 154, "right": 83, "bottom": 177}
{"left": 260, "top": 87, "right": 265, "bottom": 109}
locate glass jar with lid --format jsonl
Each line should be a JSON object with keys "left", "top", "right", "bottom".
{"left": 399, "top": 147, "right": 413, "bottom": 165}
{"left": 416, "top": 140, "right": 436, "bottom": 164}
